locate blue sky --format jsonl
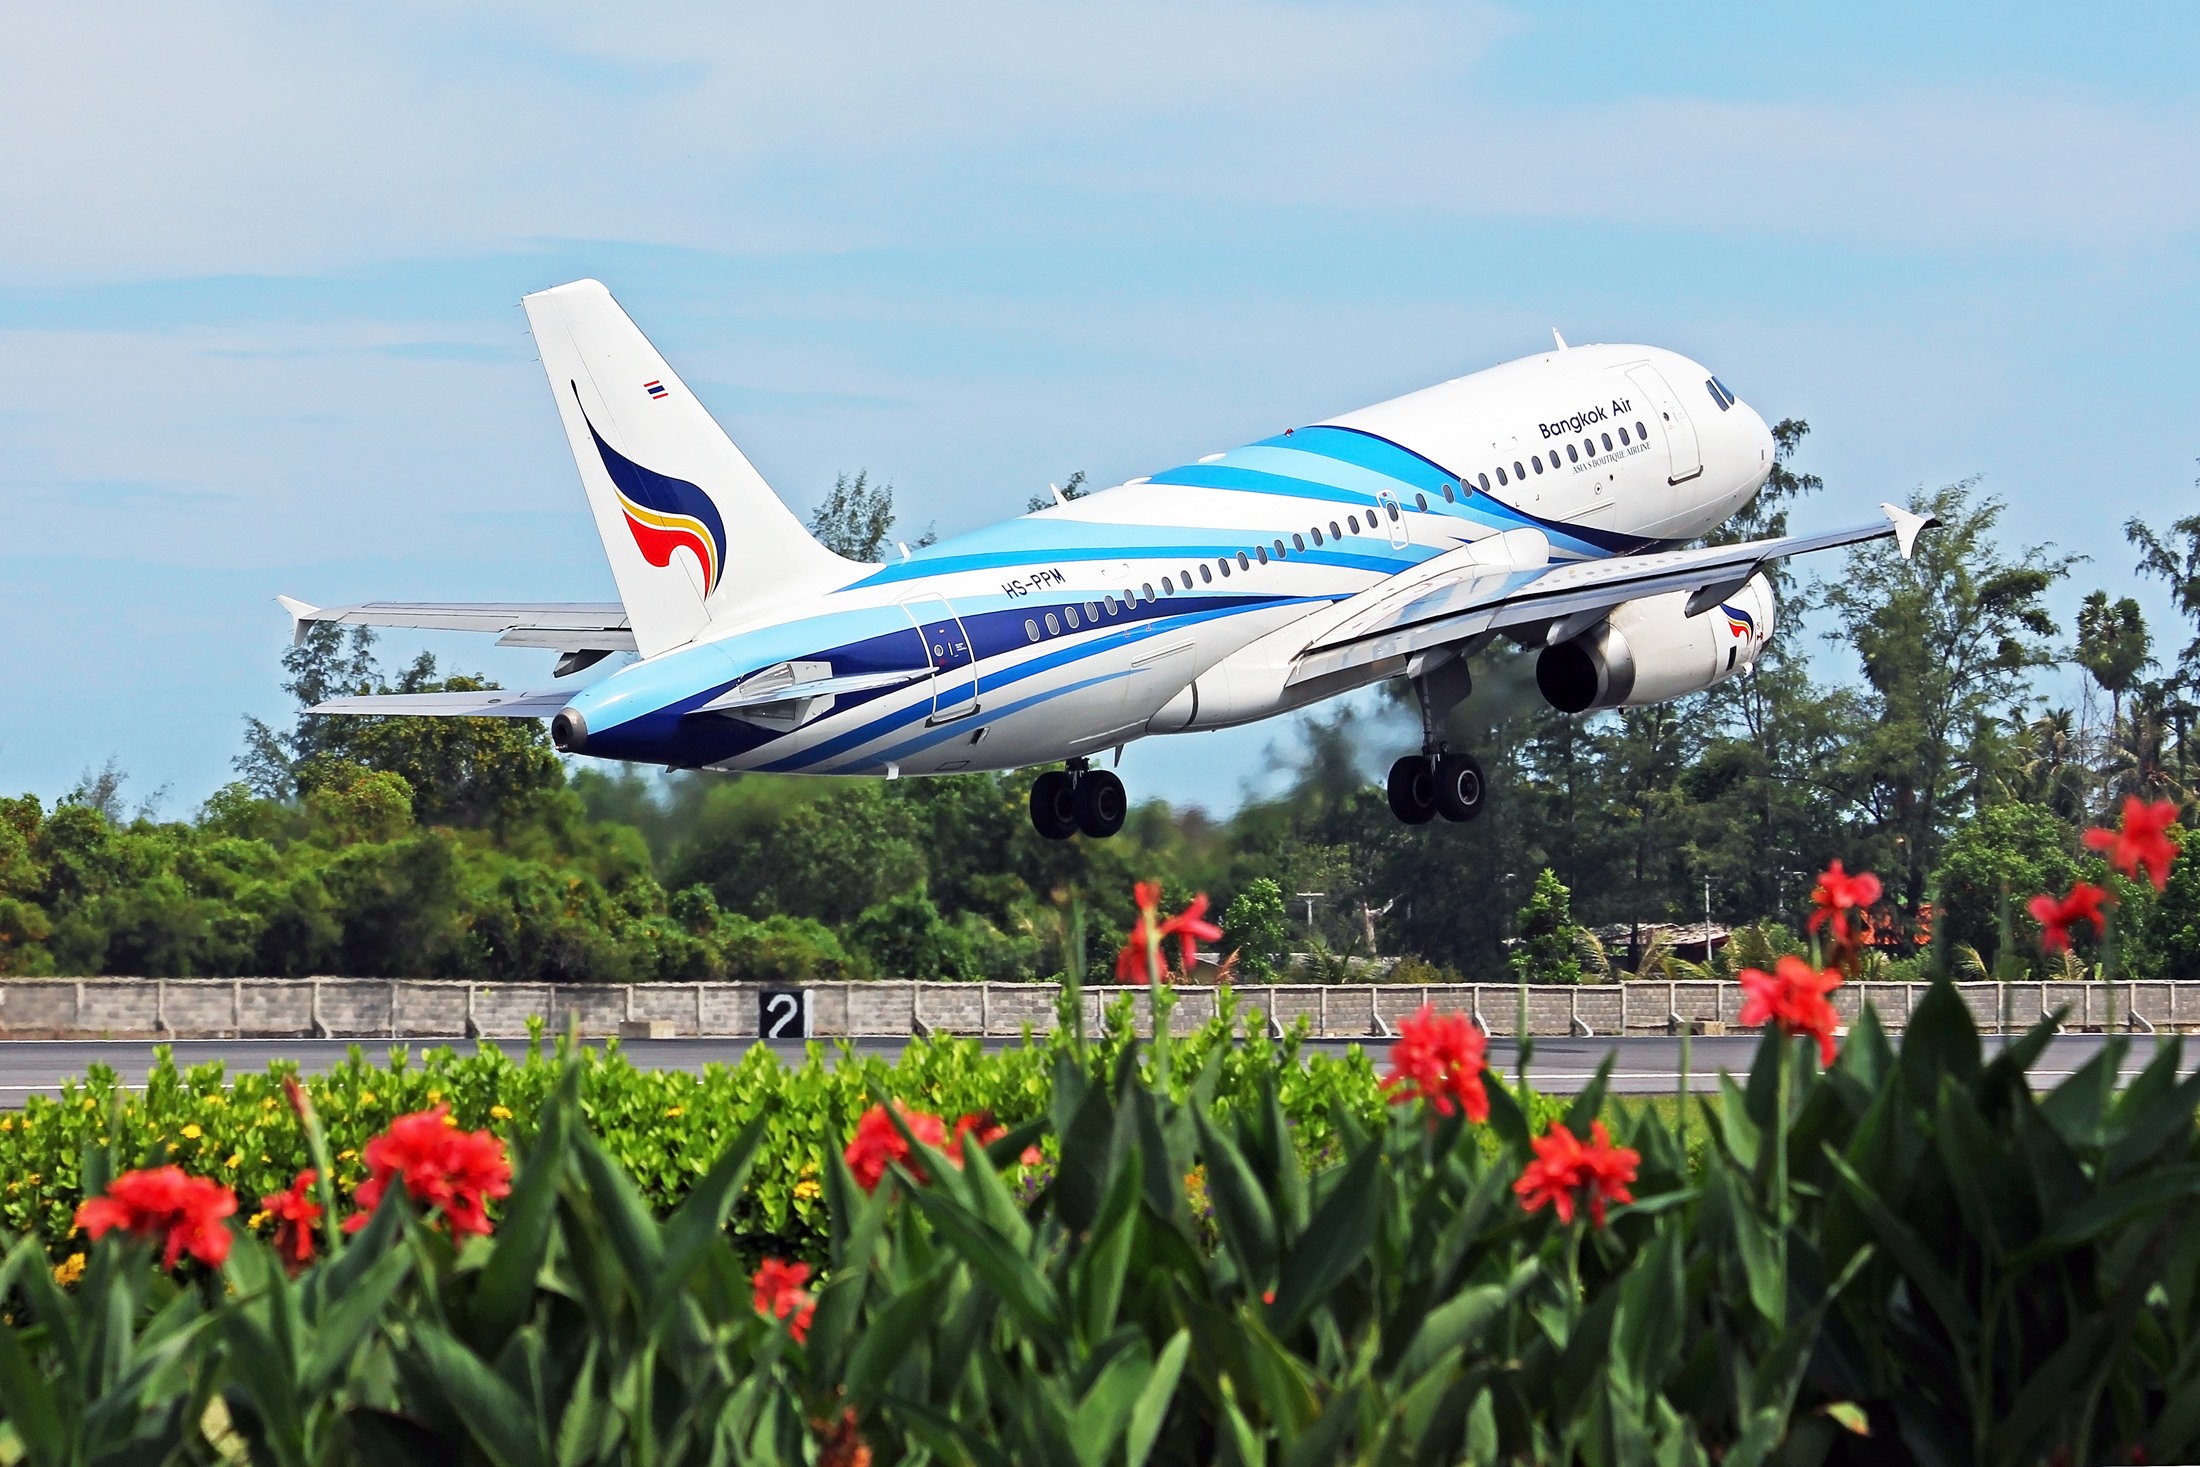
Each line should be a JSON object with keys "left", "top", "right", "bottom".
{"left": 2, "top": 1, "right": 2196, "bottom": 815}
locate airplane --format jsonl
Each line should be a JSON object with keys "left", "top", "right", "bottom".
{"left": 288, "top": 279, "right": 1935, "bottom": 839}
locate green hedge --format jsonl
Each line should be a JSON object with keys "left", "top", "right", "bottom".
{"left": 0, "top": 990, "right": 1422, "bottom": 1266}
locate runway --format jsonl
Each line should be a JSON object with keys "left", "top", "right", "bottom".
{"left": 0, "top": 1031, "right": 2180, "bottom": 1102}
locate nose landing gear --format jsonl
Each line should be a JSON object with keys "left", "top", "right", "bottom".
{"left": 1030, "top": 759, "right": 1127, "bottom": 840}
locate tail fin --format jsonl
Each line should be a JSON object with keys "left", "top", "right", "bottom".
{"left": 523, "top": 279, "right": 856, "bottom": 657}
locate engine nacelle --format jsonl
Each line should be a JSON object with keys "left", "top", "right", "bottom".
{"left": 1536, "top": 573, "right": 1776, "bottom": 714}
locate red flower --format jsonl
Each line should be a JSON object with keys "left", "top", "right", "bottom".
{"left": 2029, "top": 882, "right": 2109, "bottom": 954}
{"left": 1513, "top": 1120, "right": 1638, "bottom": 1227}
{"left": 952, "top": 1111, "right": 1006, "bottom": 1150}
{"left": 261, "top": 1169, "right": 323, "bottom": 1270}
{"left": 753, "top": 1257, "right": 817, "bottom": 1343}
{"left": 2086, "top": 797, "right": 2180, "bottom": 892}
{"left": 1381, "top": 1005, "right": 1490, "bottom": 1121}
{"left": 1159, "top": 894, "right": 1224, "bottom": 977}
{"left": 1117, "top": 881, "right": 1166, "bottom": 985}
{"left": 1738, "top": 955, "right": 1844, "bottom": 1067}
{"left": 1807, "top": 861, "right": 1882, "bottom": 958}
{"left": 345, "top": 1106, "right": 512, "bottom": 1240}
{"left": 843, "top": 1102, "right": 948, "bottom": 1192}
{"left": 76, "top": 1166, "right": 237, "bottom": 1270}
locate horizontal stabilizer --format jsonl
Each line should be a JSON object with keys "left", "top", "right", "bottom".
{"left": 309, "top": 690, "right": 570, "bottom": 718}
{"left": 278, "top": 598, "right": 634, "bottom": 653}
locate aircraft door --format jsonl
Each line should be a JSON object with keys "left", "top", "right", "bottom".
{"left": 1375, "top": 490, "right": 1409, "bottom": 548}
{"left": 1626, "top": 366, "right": 1703, "bottom": 487}
{"left": 900, "top": 594, "right": 980, "bottom": 724}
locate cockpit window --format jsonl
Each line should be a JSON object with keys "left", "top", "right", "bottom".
{"left": 1706, "top": 378, "right": 1735, "bottom": 410}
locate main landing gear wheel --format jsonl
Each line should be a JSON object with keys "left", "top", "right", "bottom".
{"left": 1386, "top": 756, "right": 1437, "bottom": 825}
{"left": 1073, "top": 768, "right": 1127, "bottom": 838}
{"left": 1029, "top": 771, "right": 1079, "bottom": 840}
{"left": 1433, "top": 751, "right": 1487, "bottom": 823}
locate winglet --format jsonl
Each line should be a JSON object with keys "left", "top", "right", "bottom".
{"left": 1552, "top": 328, "right": 1568, "bottom": 351}
{"left": 1879, "top": 502, "right": 1938, "bottom": 560}
{"left": 275, "top": 595, "right": 320, "bottom": 648}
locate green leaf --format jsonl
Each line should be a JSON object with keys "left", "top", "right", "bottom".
{"left": 1068, "top": 1347, "right": 1150, "bottom": 1467}
{"left": 1195, "top": 1108, "right": 1280, "bottom": 1290}
{"left": 1123, "top": 1330, "right": 1190, "bottom": 1467}
{"left": 647, "top": 1113, "right": 766, "bottom": 1327}
{"left": 0, "top": 1321, "right": 69, "bottom": 1467}
{"left": 1279, "top": 1380, "right": 1365, "bottom": 1467}
{"left": 909, "top": 1187, "right": 1067, "bottom": 1342}
{"left": 845, "top": 1267, "right": 950, "bottom": 1403}
{"left": 302, "top": 1243, "right": 413, "bottom": 1396}
{"left": 413, "top": 1324, "right": 549, "bottom": 1467}
{"left": 1898, "top": 977, "right": 1980, "bottom": 1106}
{"left": 1562, "top": 1053, "right": 1615, "bottom": 1138}
{"left": 467, "top": 1086, "right": 569, "bottom": 1354}
{"left": 1269, "top": 1142, "right": 1383, "bottom": 1336}
{"left": 568, "top": 1127, "right": 665, "bottom": 1298}
{"left": 1394, "top": 1285, "right": 1506, "bottom": 1387}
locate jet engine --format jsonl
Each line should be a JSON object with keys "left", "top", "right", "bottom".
{"left": 1536, "top": 573, "right": 1776, "bottom": 714}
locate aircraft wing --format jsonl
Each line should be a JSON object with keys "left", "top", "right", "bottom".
{"left": 278, "top": 597, "right": 636, "bottom": 653}
{"left": 308, "top": 689, "right": 571, "bottom": 718}
{"left": 1288, "top": 502, "right": 1935, "bottom": 686}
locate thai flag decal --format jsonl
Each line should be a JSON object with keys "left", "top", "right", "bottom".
{"left": 573, "top": 387, "right": 726, "bottom": 597}
{"left": 1720, "top": 603, "right": 1755, "bottom": 639}
{"left": 644, "top": 380, "right": 668, "bottom": 400}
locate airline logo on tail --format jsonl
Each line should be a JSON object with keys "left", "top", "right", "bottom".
{"left": 1720, "top": 603, "right": 1754, "bottom": 639}
{"left": 574, "top": 387, "right": 728, "bottom": 596}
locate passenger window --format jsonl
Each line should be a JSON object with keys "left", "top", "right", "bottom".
{"left": 1617, "top": 427, "right": 1629, "bottom": 446}
{"left": 1045, "top": 613, "right": 1060, "bottom": 635}
{"left": 1566, "top": 443, "right": 1579, "bottom": 463}
{"left": 1348, "top": 514, "right": 1360, "bottom": 532}
{"left": 1635, "top": 420, "right": 1647, "bottom": 439}
{"left": 1293, "top": 533, "right": 1306, "bottom": 551}
{"left": 1087, "top": 601, "right": 1100, "bottom": 619}
{"left": 1600, "top": 432, "right": 1612, "bottom": 451}
{"left": 1478, "top": 473, "right": 1491, "bottom": 492}
{"left": 1160, "top": 575, "right": 1174, "bottom": 593}
{"left": 1104, "top": 595, "right": 1119, "bottom": 614}
{"left": 1442, "top": 483, "right": 1456, "bottom": 502}
{"left": 1141, "top": 582, "right": 1155, "bottom": 600}
{"left": 1199, "top": 564, "right": 1213, "bottom": 584}
{"left": 1414, "top": 492, "right": 1427, "bottom": 510}
{"left": 1274, "top": 538, "right": 1288, "bottom": 557}
{"left": 1311, "top": 527, "right": 1324, "bottom": 545}
{"left": 1329, "top": 520, "right": 1343, "bottom": 539}
{"left": 1217, "top": 559, "right": 1230, "bottom": 578}
{"left": 1024, "top": 619, "right": 1040, "bottom": 642}
{"left": 1495, "top": 466, "right": 1508, "bottom": 486}
{"left": 1237, "top": 550, "right": 1251, "bottom": 569}
{"left": 1531, "top": 455, "right": 1543, "bottom": 474}
{"left": 1513, "top": 460, "right": 1525, "bottom": 479}
{"left": 1064, "top": 605, "right": 1079, "bottom": 628}
{"left": 1386, "top": 501, "right": 1400, "bottom": 521}
{"left": 1255, "top": 546, "right": 1269, "bottom": 565}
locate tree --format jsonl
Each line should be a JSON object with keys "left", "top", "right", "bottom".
{"left": 1821, "top": 483, "right": 2075, "bottom": 934}
{"left": 809, "top": 470, "right": 934, "bottom": 561}
{"left": 1931, "top": 802, "right": 2083, "bottom": 974}
{"left": 2075, "top": 590, "right": 2150, "bottom": 738}
{"left": 1508, "top": 868, "right": 1587, "bottom": 985}
{"left": 1221, "top": 877, "right": 1289, "bottom": 982}
{"left": 1026, "top": 470, "right": 1089, "bottom": 514}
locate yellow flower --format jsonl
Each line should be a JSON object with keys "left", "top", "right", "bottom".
{"left": 489, "top": 1105, "right": 513, "bottom": 1121}
{"left": 181, "top": 1124, "right": 203, "bottom": 1140}
{"left": 225, "top": 1153, "right": 243, "bottom": 1169}
{"left": 337, "top": 1149, "right": 357, "bottom": 1162}
{"left": 81, "top": 1098, "right": 96, "bottom": 1111}
{"left": 25, "top": 1174, "right": 41, "bottom": 1186}
{"left": 262, "top": 1096, "right": 278, "bottom": 1110}
{"left": 427, "top": 1089, "right": 442, "bottom": 1103}
{"left": 359, "top": 1091, "right": 377, "bottom": 1105}
{"left": 0, "top": 1117, "right": 11, "bottom": 1131}
{"left": 247, "top": 1210, "right": 270, "bottom": 1229}
{"left": 792, "top": 1179, "right": 822, "bottom": 1202}
{"left": 52, "top": 1254, "right": 85, "bottom": 1288}
{"left": 664, "top": 1107, "right": 683, "bottom": 1118}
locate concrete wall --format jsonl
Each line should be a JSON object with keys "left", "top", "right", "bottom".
{"left": 1, "top": 976, "right": 2195, "bottom": 1041}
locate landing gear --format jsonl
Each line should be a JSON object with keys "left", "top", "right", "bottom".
{"left": 1386, "top": 651, "right": 1488, "bottom": 825}
{"left": 1029, "top": 761, "right": 1127, "bottom": 840}
{"left": 1386, "top": 756, "right": 1437, "bottom": 824}
{"left": 1030, "top": 770, "right": 1079, "bottom": 840}
{"left": 1433, "top": 751, "right": 1486, "bottom": 822}
{"left": 1386, "top": 751, "right": 1487, "bottom": 824}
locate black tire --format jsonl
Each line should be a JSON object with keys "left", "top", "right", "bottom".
{"left": 1029, "top": 770, "right": 1080, "bottom": 839}
{"left": 1386, "top": 755, "right": 1437, "bottom": 825}
{"left": 1434, "top": 752, "right": 1487, "bottom": 823}
{"left": 1074, "top": 769, "right": 1128, "bottom": 838}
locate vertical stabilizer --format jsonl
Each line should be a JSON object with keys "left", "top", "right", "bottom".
{"left": 523, "top": 279, "right": 857, "bottom": 657}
